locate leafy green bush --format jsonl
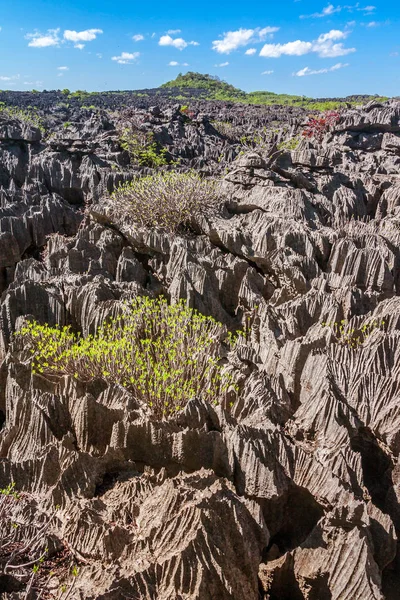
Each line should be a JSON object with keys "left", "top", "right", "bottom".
{"left": 238, "top": 126, "right": 277, "bottom": 155}
{"left": 277, "top": 135, "right": 301, "bottom": 152}
{"left": 119, "top": 128, "right": 168, "bottom": 167}
{"left": 0, "top": 102, "right": 44, "bottom": 132}
{"left": 68, "top": 90, "right": 90, "bottom": 99}
{"left": 112, "top": 170, "right": 221, "bottom": 233}
{"left": 17, "top": 297, "right": 239, "bottom": 418}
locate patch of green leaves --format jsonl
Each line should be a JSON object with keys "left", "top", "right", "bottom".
{"left": 322, "top": 318, "right": 386, "bottom": 348}
{"left": 0, "top": 482, "right": 20, "bottom": 499}
{"left": 277, "top": 135, "right": 301, "bottom": 152}
{"left": 0, "top": 102, "right": 45, "bottom": 132}
{"left": 119, "top": 128, "right": 168, "bottom": 167}
{"left": 17, "top": 298, "right": 241, "bottom": 418}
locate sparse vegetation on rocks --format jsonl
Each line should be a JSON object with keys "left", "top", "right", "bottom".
{"left": 323, "top": 318, "right": 386, "bottom": 348}
{"left": 111, "top": 170, "right": 222, "bottom": 233}
{"left": 0, "top": 102, "right": 44, "bottom": 132}
{"left": 119, "top": 128, "right": 169, "bottom": 167}
{"left": 17, "top": 297, "right": 240, "bottom": 418}
{"left": 1, "top": 83, "right": 400, "bottom": 600}
{"left": 302, "top": 110, "right": 341, "bottom": 141}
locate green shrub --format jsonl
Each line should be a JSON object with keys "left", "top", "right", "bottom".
{"left": 322, "top": 318, "right": 386, "bottom": 348}
{"left": 111, "top": 170, "right": 222, "bottom": 233}
{"left": 119, "top": 128, "right": 168, "bottom": 167}
{"left": 0, "top": 102, "right": 44, "bottom": 132}
{"left": 17, "top": 297, "right": 240, "bottom": 418}
{"left": 277, "top": 135, "right": 301, "bottom": 152}
{"left": 239, "top": 126, "right": 276, "bottom": 154}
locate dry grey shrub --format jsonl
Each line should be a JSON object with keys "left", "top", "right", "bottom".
{"left": 211, "top": 120, "right": 240, "bottom": 140}
{"left": 111, "top": 170, "right": 222, "bottom": 233}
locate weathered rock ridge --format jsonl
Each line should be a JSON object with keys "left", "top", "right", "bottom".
{"left": 1, "top": 98, "right": 400, "bottom": 599}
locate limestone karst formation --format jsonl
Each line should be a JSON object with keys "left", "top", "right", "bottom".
{"left": 1, "top": 95, "right": 400, "bottom": 599}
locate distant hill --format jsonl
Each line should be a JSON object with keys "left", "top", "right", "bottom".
{"left": 161, "top": 72, "right": 388, "bottom": 110}
{"left": 0, "top": 71, "right": 389, "bottom": 112}
{"left": 161, "top": 72, "right": 247, "bottom": 101}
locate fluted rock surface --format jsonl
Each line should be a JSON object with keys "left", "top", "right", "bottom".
{"left": 1, "top": 98, "right": 400, "bottom": 599}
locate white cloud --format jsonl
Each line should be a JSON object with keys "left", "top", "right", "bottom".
{"left": 132, "top": 34, "right": 144, "bottom": 41}
{"left": 294, "top": 62, "right": 349, "bottom": 76}
{"left": 212, "top": 26, "right": 279, "bottom": 54}
{"left": 0, "top": 74, "right": 21, "bottom": 87}
{"left": 167, "top": 29, "right": 181, "bottom": 34}
{"left": 313, "top": 30, "right": 355, "bottom": 57}
{"left": 96, "top": 53, "right": 103, "bottom": 58}
{"left": 260, "top": 29, "right": 355, "bottom": 58}
{"left": 74, "top": 43, "right": 85, "bottom": 50}
{"left": 360, "top": 5, "right": 376, "bottom": 12}
{"left": 301, "top": 4, "right": 342, "bottom": 18}
{"left": 169, "top": 61, "right": 179, "bottom": 66}
{"left": 25, "top": 28, "right": 60, "bottom": 47}
{"left": 262, "top": 70, "right": 274, "bottom": 74}
{"left": 260, "top": 40, "right": 313, "bottom": 57}
{"left": 111, "top": 51, "right": 140, "bottom": 64}
{"left": 63, "top": 28, "right": 102, "bottom": 42}
{"left": 159, "top": 35, "right": 199, "bottom": 50}
{"left": 322, "top": 4, "right": 341, "bottom": 15}
{"left": 301, "top": 3, "right": 375, "bottom": 18}
{"left": 364, "top": 20, "right": 389, "bottom": 27}
{"left": 317, "top": 29, "right": 346, "bottom": 42}
{"left": 57, "top": 66, "right": 69, "bottom": 71}
{"left": 214, "top": 61, "right": 229, "bottom": 67}
{"left": 258, "top": 26, "right": 280, "bottom": 39}
{"left": 245, "top": 48, "right": 257, "bottom": 55}
{"left": 0, "top": 74, "right": 20, "bottom": 81}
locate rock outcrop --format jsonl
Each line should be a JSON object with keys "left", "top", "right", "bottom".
{"left": 1, "top": 97, "right": 400, "bottom": 599}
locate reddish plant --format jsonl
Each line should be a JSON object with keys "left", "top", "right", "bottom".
{"left": 302, "top": 111, "right": 340, "bottom": 141}
{"left": 180, "top": 106, "right": 196, "bottom": 119}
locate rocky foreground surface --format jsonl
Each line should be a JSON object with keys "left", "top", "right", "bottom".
{"left": 1, "top": 97, "right": 400, "bottom": 599}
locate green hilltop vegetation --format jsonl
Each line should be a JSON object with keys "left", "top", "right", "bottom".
{"left": 161, "top": 72, "right": 247, "bottom": 101}
{"left": 161, "top": 71, "right": 389, "bottom": 110}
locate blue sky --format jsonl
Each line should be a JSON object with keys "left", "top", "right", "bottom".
{"left": 0, "top": 0, "right": 399, "bottom": 96}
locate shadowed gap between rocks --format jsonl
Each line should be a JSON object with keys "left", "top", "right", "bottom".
{"left": 350, "top": 427, "right": 393, "bottom": 512}
{"left": 382, "top": 542, "right": 400, "bottom": 600}
{"left": 259, "top": 553, "right": 332, "bottom": 600}
{"left": 261, "top": 485, "right": 325, "bottom": 559}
